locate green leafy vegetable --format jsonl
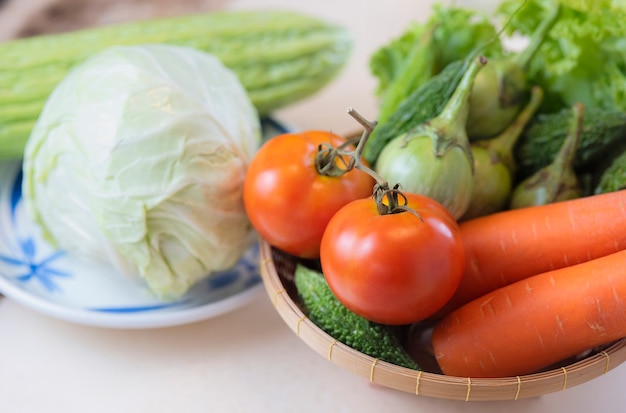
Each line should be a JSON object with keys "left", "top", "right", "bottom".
{"left": 498, "top": 0, "right": 626, "bottom": 113}
{"left": 22, "top": 44, "right": 262, "bottom": 299}
{"left": 369, "top": 4, "right": 503, "bottom": 124}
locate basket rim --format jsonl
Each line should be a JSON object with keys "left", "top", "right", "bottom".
{"left": 258, "top": 238, "right": 626, "bottom": 401}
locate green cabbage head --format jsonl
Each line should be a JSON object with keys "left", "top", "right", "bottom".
{"left": 22, "top": 44, "right": 262, "bottom": 299}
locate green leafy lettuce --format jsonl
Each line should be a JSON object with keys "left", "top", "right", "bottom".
{"left": 498, "top": 0, "right": 626, "bottom": 112}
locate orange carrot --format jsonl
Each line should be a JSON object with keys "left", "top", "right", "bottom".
{"left": 436, "top": 190, "right": 626, "bottom": 317}
{"left": 432, "top": 249, "right": 626, "bottom": 378}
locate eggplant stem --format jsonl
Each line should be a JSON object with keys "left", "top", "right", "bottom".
{"left": 479, "top": 85, "right": 544, "bottom": 173}
{"left": 437, "top": 56, "right": 487, "bottom": 127}
{"left": 552, "top": 103, "right": 585, "bottom": 175}
{"left": 514, "top": 3, "right": 561, "bottom": 69}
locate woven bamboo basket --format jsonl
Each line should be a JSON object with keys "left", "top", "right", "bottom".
{"left": 259, "top": 239, "right": 626, "bottom": 401}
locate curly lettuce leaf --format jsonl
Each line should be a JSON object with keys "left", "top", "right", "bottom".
{"left": 498, "top": 0, "right": 626, "bottom": 112}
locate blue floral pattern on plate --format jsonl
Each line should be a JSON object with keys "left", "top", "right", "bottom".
{"left": 0, "top": 118, "right": 288, "bottom": 328}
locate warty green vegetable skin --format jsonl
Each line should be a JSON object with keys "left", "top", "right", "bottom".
{"left": 0, "top": 10, "right": 352, "bottom": 159}
{"left": 514, "top": 107, "right": 626, "bottom": 179}
{"left": 595, "top": 148, "right": 626, "bottom": 194}
{"left": 294, "top": 264, "right": 421, "bottom": 370}
{"left": 363, "top": 59, "right": 466, "bottom": 165}
{"left": 509, "top": 102, "right": 585, "bottom": 209}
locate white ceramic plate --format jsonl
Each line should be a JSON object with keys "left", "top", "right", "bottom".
{"left": 0, "top": 118, "right": 288, "bottom": 329}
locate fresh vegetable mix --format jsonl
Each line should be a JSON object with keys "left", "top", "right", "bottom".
{"left": 278, "top": 0, "right": 626, "bottom": 383}
{"left": 432, "top": 249, "right": 626, "bottom": 378}
{"left": 285, "top": 0, "right": 626, "bottom": 384}
{"left": 436, "top": 190, "right": 626, "bottom": 317}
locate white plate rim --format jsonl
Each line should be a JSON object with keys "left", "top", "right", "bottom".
{"left": 0, "top": 273, "right": 264, "bottom": 329}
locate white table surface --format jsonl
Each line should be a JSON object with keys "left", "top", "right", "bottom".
{"left": 2, "top": 1, "right": 626, "bottom": 412}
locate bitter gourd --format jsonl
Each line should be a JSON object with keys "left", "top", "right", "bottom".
{"left": 363, "top": 59, "right": 467, "bottom": 165}
{"left": 509, "top": 102, "right": 585, "bottom": 208}
{"left": 595, "top": 148, "right": 626, "bottom": 194}
{"left": 514, "top": 107, "right": 626, "bottom": 179}
{"left": 0, "top": 10, "right": 352, "bottom": 159}
{"left": 294, "top": 264, "right": 420, "bottom": 370}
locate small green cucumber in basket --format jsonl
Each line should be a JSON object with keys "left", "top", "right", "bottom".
{"left": 294, "top": 264, "right": 420, "bottom": 370}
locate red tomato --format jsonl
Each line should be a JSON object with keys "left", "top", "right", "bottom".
{"left": 243, "top": 131, "right": 375, "bottom": 259}
{"left": 320, "top": 192, "right": 465, "bottom": 325}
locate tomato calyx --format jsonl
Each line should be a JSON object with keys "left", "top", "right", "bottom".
{"left": 372, "top": 183, "right": 422, "bottom": 220}
{"left": 315, "top": 139, "right": 358, "bottom": 177}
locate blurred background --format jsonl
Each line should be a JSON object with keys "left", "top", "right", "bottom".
{"left": 0, "top": 0, "right": 500, "bottom": 41}
{"left": 0, "top": 0, "right": 502, "bottom": 136}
